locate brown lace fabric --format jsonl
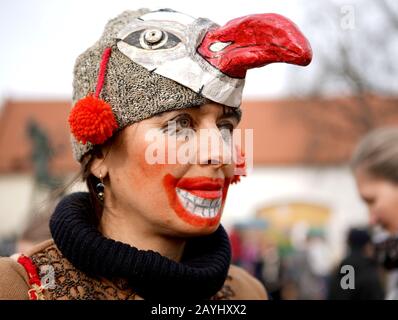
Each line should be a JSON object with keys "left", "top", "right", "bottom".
{"left": 210, "top": 275, "right": 235, "bottom": 300}
{"left": 30, "top": 243, "right": 235, "bottom": 300}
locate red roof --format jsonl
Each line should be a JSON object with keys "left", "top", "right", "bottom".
{"left": 239, "top": 95, "right": 398, "bottom": 165}
{"left": 0, "top": 100, "right": 78, "bottom": 174}
{"left": 0, "top": 95, "right": 397, "bottom": 174}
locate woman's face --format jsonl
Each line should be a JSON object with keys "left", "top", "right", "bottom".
{"left": 98, "top": 103, "right": 240, "bottom": 237}
{"left": 355, "top": 166, "right": 398, "bottom": 234}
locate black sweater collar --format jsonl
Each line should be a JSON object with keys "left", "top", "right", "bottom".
{"left": 50, "top": 192, "right": 231, "bottom": 300}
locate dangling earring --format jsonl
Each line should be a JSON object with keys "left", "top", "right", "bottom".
{"left": 96, "top": 174, "right": 105, "bottom": 202}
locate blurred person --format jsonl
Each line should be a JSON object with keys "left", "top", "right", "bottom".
{"left": 303, "top": 230, "right": 332, "bottom": 299}
{"left": 229, "top": 226, "right": 243, "bottom": 266}
{"left": 327, "top": 228, "right": 384, "bottom": 300}
{"left": 240, "top": 233, "right": 261, "bottom": 276}
{"left": 279, "top": 251, "right": 301, "bottom": 300}
{"left": 261, "top": 241, "right": 282, "bottom": 300}
{"left": 0, "top": 8, "right": 312, "bottom": 300}
{"left": 282, "top": 230, "right": 331, "bottom": 300}
{"left": 351, "top": 127, "right": 398, "bottom": 298}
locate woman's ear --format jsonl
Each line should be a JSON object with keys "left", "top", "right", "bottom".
{"left": 89, "top": 147, "right": 109, "bottom": 179}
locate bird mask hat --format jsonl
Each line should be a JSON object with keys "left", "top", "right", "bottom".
{"left": 69, "top": 8, "right": 312, "bottom": 162}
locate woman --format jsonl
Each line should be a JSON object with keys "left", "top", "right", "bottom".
{"left": 351, "top": 128, "right": 398, "bottom": 271}
{"left": 0, "top": 8, "right": 311, "bottom": 300}
{"left": 351, "top": 128, "right": 398, "bottom": 235}
{"left": 351, "top": 127, "right": 398, "bottom": 299}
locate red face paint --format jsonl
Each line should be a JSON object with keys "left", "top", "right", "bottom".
{"left": 163, "top": 174, "right": 231, "bottom": 227}
{"left": 231, "top": 145, "right": 246, "bottom": 184}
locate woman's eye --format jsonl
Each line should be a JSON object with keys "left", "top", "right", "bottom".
{"left": 162, "top": 115, "right": 193, "bottom": 135}
{"left": 218, "top": 122, "right": 234, "bottom": 143}
{"left": 177, "top": 117, "right": 192, "bottom": 129}
{"left": 218, "top": 122, "right": 234, "bottom": 133}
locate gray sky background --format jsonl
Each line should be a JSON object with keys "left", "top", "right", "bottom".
{"left": 2, "top": 0, "right": 391, "bottom": 103}
{"left": 0, "top": 0, "right": 311, "bottom": 102}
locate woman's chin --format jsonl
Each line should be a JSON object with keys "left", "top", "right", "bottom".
{"left": 163, "top": 220, "right": 221, "bottom": 238}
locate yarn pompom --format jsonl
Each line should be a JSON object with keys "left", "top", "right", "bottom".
{"left": 69, "top": 95, "right": 118, "bottom": 145}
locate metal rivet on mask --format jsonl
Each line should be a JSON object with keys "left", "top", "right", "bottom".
{"left": 144, "top": 29, "right": 164, "bottom": 44}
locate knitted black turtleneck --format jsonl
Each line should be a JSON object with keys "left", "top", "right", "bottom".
{"left": 50, "top": 192, "right": 231, "bottom": 300}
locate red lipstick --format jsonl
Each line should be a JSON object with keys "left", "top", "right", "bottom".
{"left": 177, "top": 177, "right": 224, "bottom": 199}
{"left": 163, "top": 174, "right": 231, "bottom": 227}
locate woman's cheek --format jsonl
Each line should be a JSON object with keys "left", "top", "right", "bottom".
{"left": 138, "top": 156, "right": 166, "bottom": 177}
{"left": 226, "top": 163, "right": 236, "bottom": 178}
{"left": 135, "top": 137, "right": 185, "bottom": 178}
{"left": 130, "top": 138, "right": 165, "bottom": 178}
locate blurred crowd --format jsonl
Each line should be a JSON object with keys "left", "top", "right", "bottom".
{"left": 229, "top": 224, "right": 387, "bottom": 300}
{"left": 227, "top": 127, "right": 398, "bottom": 300}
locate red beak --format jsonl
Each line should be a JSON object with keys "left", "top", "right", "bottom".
{"left": 198, "top": 13, "right": 312, "bottom": 78}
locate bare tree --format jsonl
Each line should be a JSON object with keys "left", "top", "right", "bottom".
{"left": 281, "top": 0, "right": 398, "bottom": 163}
{"left": 288, "top": 0, "right": 398, "bottom": 96}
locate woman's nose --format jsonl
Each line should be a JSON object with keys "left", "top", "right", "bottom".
{"left": 196, "top": 127, "right": 232, "bottom": 167}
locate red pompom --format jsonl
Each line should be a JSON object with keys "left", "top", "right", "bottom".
{"left": 68, "top": 95, "right": 118, "bottom": 145}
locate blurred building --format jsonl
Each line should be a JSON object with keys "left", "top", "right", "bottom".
{"left": 0, "top": 100, "right": 79, "bottom": 238}
{"left": 0, "top": 95, "right": 398, "bottom": 263}
{"left": 225, "top": 94, "right": 398, "bottom": 263}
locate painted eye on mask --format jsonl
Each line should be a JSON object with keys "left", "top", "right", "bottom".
{"left": 121, "top": 28, "right": 181, "bottom": 50}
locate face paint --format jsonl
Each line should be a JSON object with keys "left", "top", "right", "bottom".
{"left": 163, "top": 174, "right": 231, "bottom": 227}
{"left": 104, "top": 104, "right": 236, "bottom": 236}
{"left": 231, "top": 145, "right": 246, "bottom": 184}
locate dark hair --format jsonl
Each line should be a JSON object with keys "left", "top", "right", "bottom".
{"left": 222, "top": 105, "right": 242, "bottom": 123}
{"left": 350, "top": 127, "right": 398, "bottom": 184}
{"left": 50, "top": 143, "right": 112, "bottom": 227}
{"left": 81, "top": 150, "right": 104, "bottom": 226}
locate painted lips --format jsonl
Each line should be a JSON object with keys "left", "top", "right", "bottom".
{"left": 176, "top": 188, "right": 222, "bottom": 218}
{"left": 163, "top": 174, "right": 231, "bottom": 227}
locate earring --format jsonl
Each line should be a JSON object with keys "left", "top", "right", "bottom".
{"left": 96, "top": 174, "right": 105, "bottom": 201}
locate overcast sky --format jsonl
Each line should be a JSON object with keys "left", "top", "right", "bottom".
{"left": 0, "top": 0, "right": 314, "bottom": 102}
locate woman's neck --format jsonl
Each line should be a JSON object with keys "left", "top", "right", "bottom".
{"left": 99, "top": 207, "right": 186, "bottom": 262}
